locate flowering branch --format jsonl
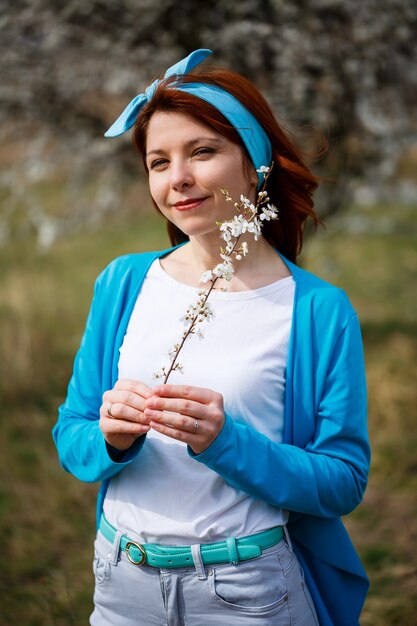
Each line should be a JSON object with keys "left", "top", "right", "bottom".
{"left": 153, "top": 164, "right": 279, "bottom": 383}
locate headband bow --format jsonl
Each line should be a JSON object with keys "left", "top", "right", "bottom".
{"left": 104, "top": 49, "right": 272, "bottom": 187}
{"left": 104, "top": 49, "right": 213, "bottom": 138}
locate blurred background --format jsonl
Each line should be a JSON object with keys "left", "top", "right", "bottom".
{"left": 0, "top": 1, "right": 416, "bottom": 624}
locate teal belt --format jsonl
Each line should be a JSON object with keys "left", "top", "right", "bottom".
{"left": 99, "top": 514, "right": 283, "bottom": 569}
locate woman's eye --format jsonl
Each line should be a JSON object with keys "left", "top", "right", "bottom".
{"left": 194, "top": 147, "right": 215, "bottom": 158}
{"left": 149, "top": 159, "right": 168, "bottom": 170}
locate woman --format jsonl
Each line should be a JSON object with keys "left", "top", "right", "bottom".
{"left": 53, "top": 49, "right": 370, "bottom": 626}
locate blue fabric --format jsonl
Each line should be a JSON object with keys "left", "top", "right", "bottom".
{"left": 52, "top": 248, "right": 370, "bottom": 625}
{"left": 104, "top": 49, "right": 272, "bottom": 187}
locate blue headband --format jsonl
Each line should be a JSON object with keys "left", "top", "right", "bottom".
{"left": 104, "top": 49, "right": 272, "bottom": 187}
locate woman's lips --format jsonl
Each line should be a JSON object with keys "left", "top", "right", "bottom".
{"left": 173, "top": 197, "right": 208, "bottom": 211}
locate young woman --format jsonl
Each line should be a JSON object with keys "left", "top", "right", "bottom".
{"left": 53, "top": 49, "right": 370, "bottom": 626}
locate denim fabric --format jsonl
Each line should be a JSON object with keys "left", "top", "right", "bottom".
{"left": 90, "top": 530, "right": 318, "bottom": 626}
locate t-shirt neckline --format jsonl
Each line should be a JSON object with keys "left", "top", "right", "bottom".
{"left": 153, "top": 259, "right": 294, "bottom": 301}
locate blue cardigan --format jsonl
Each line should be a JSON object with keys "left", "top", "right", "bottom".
{"left": 53, "top": 248, "right": 370, "bottom": 625}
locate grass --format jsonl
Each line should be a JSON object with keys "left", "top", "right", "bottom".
{"left": 1, "top": 201, "right": 416, "bottom": 624}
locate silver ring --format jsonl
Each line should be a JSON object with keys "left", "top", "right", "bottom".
{"left": 107, "top": 402, "right": 114, "bottom": 417}
{"left": 193, "top": 420, "right": 199, "bottom": 432}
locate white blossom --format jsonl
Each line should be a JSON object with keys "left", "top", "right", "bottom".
{"left": 213, "top": 261, "right": 234, "bottom": 281}
{"left": 152, "top": 366, "right": 166, "bottom": 380}
{"left": 199, "top": 302, "right": 215, "bottom": 320}
{"left": 168, "top": 343, "right": 180, "bottom": 357}
{"left": 200, "top": 270, "right": 213, "bottom": 283}
{"left": 260, "top": 203, "right": 279, "bottom": 221}
{"left": 240, "top": 195, "right": 256, "bottom": 212}
{"left": 256, "top": 165, "right": 271, "bottom": 173}
{"left": 246, "top": 218, "right": 262, "bottom": 240}
{"left": 219, "top": 223, "right": 232, "bottom": 242}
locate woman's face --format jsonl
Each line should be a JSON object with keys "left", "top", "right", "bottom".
{"left": 145, "top": 111, "right": 258, "bottom": 241}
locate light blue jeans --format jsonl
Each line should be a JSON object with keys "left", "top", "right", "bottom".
{"left": 90, "top": 528, "right": 319, "bottom": 626}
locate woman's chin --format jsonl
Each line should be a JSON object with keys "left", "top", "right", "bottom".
{"left": 168, "top": 218, "right": 218, "bottom": 241}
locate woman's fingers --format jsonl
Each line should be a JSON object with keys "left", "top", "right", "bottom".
{"left": 145, "top": 384, "right": 225, "bottom": 454}
{"left": 145, "top": 395, "right": 209, "bottom": 420}
{"left": 148, "top": 409, "right": 197, "bottom": 431}
{"left": 99, "top": 380, "right": 154, "bottom": 451}
{"left": 101, "top": 414, "right": 150, "bottom": 435}
{"left": 152, "top": 384, "right": 214, "bottom": 404}
{"left": 102, "top": 401, "right": 147, "bottom": 423}
{"left": 100, "top": 392, "right": 146, "bottom": 421}
{"left": 146, "top": 384, "right": 222, "bottom": 419}
{"left": 148, "top": 419, "right": 200, "bottom": 443}
{"left": 160, "top": 410, "right": 200, "bottom": 434}
{"left": 102, "top": 379, "right": 153, "bottom": 423}
{"left": 114, "top": 379, "right": 153, "bottom": 398}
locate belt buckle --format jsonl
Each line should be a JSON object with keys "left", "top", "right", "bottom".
{"left": 125, "top": 540, "right": 146, "bottom": 566}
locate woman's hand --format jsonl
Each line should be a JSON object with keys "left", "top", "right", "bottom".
{"left": 144, "top": 384, "right": 225, "bottom": 454}
{"left": 100, "top": 379, "right": 153, "bottom": 451}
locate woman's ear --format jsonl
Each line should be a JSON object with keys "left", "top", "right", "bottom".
{"left": 242, "top": 157, "right": 258, "bottom": 189}
{"left": 250, "top": 168, "right": 258, "bottom": 188}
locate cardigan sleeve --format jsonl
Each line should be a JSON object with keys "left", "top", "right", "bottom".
{"left": 189, "top": 313, "right": 370, "bottom": 518}
{"left": 52, "top": 270, "right": 146, "bottom": 483}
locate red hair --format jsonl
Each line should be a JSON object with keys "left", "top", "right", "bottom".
{"left": 133, "top": 68, "right": 321, "bottom": 262}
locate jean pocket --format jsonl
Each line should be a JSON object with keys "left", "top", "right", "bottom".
{"left": 208, "top": 551, "right": 290, "bottom": 615}
{"left": 93, "top": 551, "right": 110, "bottom": 584}
{"left": 93, "top": 537, "right": 111, "bottom": 585}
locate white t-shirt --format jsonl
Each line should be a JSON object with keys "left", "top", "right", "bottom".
{"left": 104, "top": 259, "right": 295, "bottom": 544}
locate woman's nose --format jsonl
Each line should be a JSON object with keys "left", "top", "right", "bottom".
{"left": 170, "top": 161, "right": 194, "bottom": 191}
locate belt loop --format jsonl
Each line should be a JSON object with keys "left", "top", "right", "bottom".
{"left": 283, "top": 525, "right": 293, "bottom": 553}
{"left": 108, "top": 529, "right": 124, "bottom": 565}
{"left": 226, "top": 537, "right": 239, "bottom": 565}
{"left": 191, "top": 544, "right": 207, "bottom": 580}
